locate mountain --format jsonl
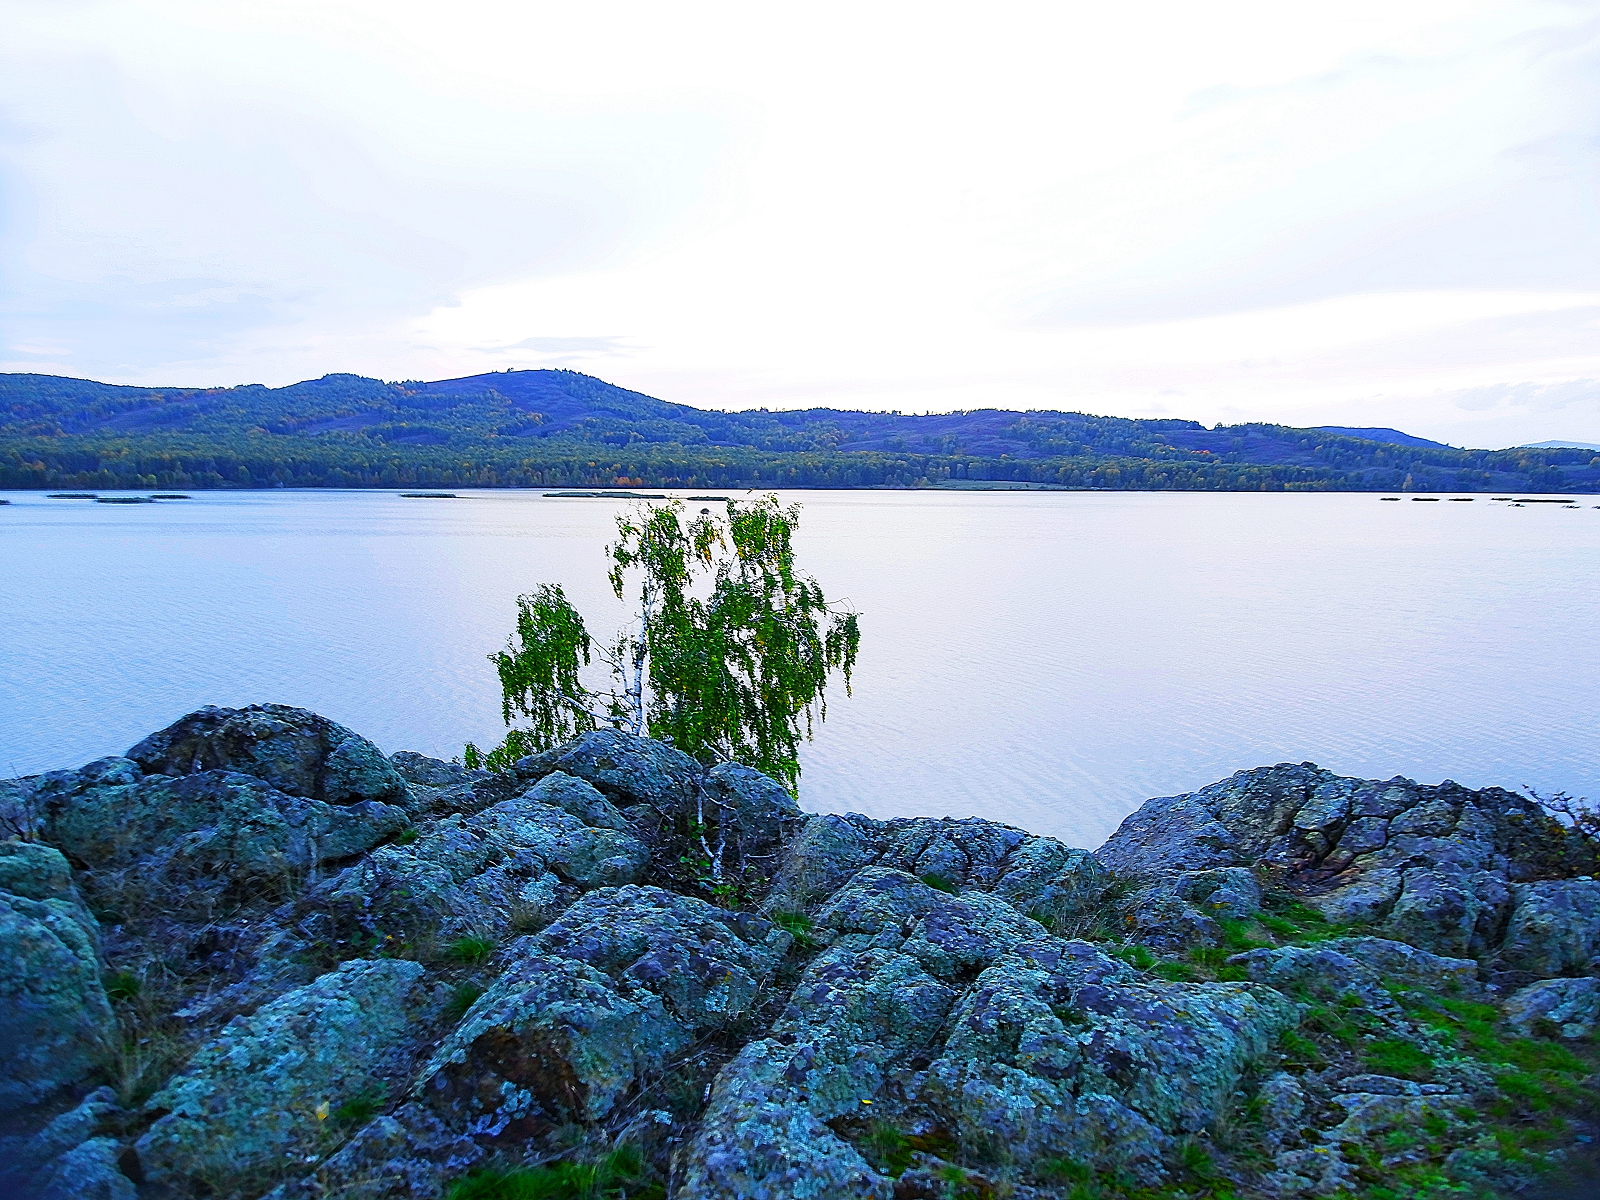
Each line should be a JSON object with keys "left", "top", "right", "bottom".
{"left": 1518, "top": 439, "right": 1600, "bottom": 451}
{"left": 1313, "top": 426, "right": 1451, "bottom": 449}
{"left": 3, "top": 368, "right": 1598, "bottom": 493}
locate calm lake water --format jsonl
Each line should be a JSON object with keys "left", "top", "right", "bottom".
{"left": 2, "top": 488, "right": 1597, "bottom": 848}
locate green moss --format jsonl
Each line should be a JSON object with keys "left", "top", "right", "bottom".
{"left": 103, "top": 970, "right": 141, "bottom": 1003}
{"left": 331, "top": 1085, "right": 385, "bottom": 1127}
{"left": 919, "top": 873, "right": 957, "bottom": 895}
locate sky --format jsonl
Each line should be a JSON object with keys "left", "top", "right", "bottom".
{"left": 2, "top": 1, "right": 1598, "bottom": 448}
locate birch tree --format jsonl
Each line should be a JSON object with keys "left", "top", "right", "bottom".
{"left": 464, "top": 495, "right": 860, "bottom": 793}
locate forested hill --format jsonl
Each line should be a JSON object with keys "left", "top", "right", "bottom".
{"left": 2, "top": 368, "right": 1597, "bottom": 493}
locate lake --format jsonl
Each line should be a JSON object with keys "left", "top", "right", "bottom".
{"left": 2, "top": 487, "right": 1597, "bottom": 848}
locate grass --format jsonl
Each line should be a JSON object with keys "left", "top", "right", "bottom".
{"left": 442, "top": 1146, "right": 662, "bottom": 1200}
{"left": 445, "top": 982, "right": 486, "bottom": 1023}
{"left": 331, "top": 1085, "right": 386, "bottom": 1126}
{"left": 103, "top": 970, "right": 141, "bottom": 1003}
{"left": 447, "top": 935, "right": 495, "bottom": 965}
{"left": 767, "top": 908, "right": 819, "bottom": 949}
{"left": 919, "top": 872, "right": 958, "bottom": 894}
{"left": 855, "top": 1122, "right": 959, "bottom": 1178}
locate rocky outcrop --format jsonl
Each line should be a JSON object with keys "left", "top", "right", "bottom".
{"left": 416, "top": 886, "right": 790, "bottom": 1132}
{"left": 2, "top": 712, "right": 1596, "bottom": 1200}
{"left": 1098, "top": 763, "right": 1597, "bottom": 977}
{"left": 0, "top": 842, "right": 113, "bottom": 1112}
{"left": 128, "top": 704, "right": 409, "bottom": 806}
{"left": 135, "top": 958, "right": 432, "bottom": 1192}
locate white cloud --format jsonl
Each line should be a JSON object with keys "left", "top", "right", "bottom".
{"left": 2, "top": 0, "right": 1598, "bottom": 444}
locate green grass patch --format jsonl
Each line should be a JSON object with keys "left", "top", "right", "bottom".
{"left": 103, "top": 970, "right": 141, "bottom": 1003}
{"left": 443, "top": 1146, "right": 661, "bottom": 1200}
{"left": 447, "top": 935, "right": 495, "bottom": 965}
{"left": 1364, "top": 1038, "right": 1435, "bottom": 1080}
{"left": 919, "top": 873, "right": 958, "bottom": 894}
{"left": 445, "top": 982, "right": 485, "bottom": 1023}
{"left": 767, "top": 909, "right": 819, "bottom": 948}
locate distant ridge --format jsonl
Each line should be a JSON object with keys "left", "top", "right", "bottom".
{"left": 1313, "top": 426, "right": 1450, "bottom": 449}
{"left": 1517, "top": 439, "right": 1600, "bottom": 451}
{"left": 2, "top": 368, "right": 1597, "bottom": 494}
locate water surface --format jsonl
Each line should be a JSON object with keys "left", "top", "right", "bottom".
{"left": 3, "top": 488, "right": 1596, "bottom": 847}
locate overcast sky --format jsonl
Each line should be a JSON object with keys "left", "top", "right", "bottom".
{"left": 2, "top": 1, "right": 1598, "bottom": 447}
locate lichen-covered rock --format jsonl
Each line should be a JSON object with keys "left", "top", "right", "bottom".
{"left": 0, "top": 854, "right": 113, "bottom": 1112}
{"left": 308, "top": 786, "right": 647, "bottom": 944}
{"left": 135, "top": 958, "right": 430, "bottom": 1191}
{"left": 416, "top": 886, "right": 790, "bottom": 1132}
{"left": 1098, "top": 763, "right": 1587, "bottom": 963}
{"left": 128, "top": 704, "right": 408, "bottom": 805}
{"left": 1493, "top": 879, "right": 1600, "bottom": 979}
{"left": 700, "top": 760, "right": 805, "bottom": 870}
{"left": 918, "top": 939, "right": 1298, "bottom": 1178}
{"left": 768, "top": 812, "right": 1104, "bottom": 929}
{"left": 1119, "top": 867, "right": 1262, "bottom": 949}
{"left": 38, "top": 768, "right": 407, "bottom": 900}
{"left": 1503, "top": 976, "right": 1600, "bottom": 1039}
{"left": 1228, "top": 937, "right": 1479, "bottom": 1003}
{"left": 513, "top": 729, "right": 702, "bottom": 811}
{"left": 0, "top": 1085, "right": 123, "bottom": 1192}
{"left": 523, "top": 771, "right": 633, "bottom": 832}
{"left": 34, "top": 1137, "right": 137, "bottom": 1200}
{"left": 263, "top": 1103, "right": 483, "bottom": 1200}
{"left": 390, "top": 751, "right": 480, "bottom": 789}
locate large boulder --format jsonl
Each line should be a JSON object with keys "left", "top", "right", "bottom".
{"left": 306, "top": 786, "right": 649, "bottom": 945}
{"left": 263, "top": 1102, "right": 483, "bottom": 1200}
{"left": 682, "top": 869, "right": 1295, "bottom": 1199}
{"left": 767, "top": 812, "right": 1105, "bottom": 928}
{"left": 135, "top": 958, "right": 430, "bottom": 1192}
{"left": 1502, "top": 977, "right": 1600, "bottom": 1039}
{"left": 513, "top": 729, "right": 702, "bottom": 812}
{"left": 416, "top": 886, "right": 790, "bottom": 1133}
{"left": 35, "top": 765, "right": 407, "bottom": 903}
{"left": 0, "top": 843, "right": 113, "bottom": 1112}
{"left": 128, "top": 704, "right": 408, "bottom": 806}
{"left": 1098, "top": 764, "right": 1588, "bottom": 964}
{"left": 1491, "top": 879, "right": 1600, "bottom": 980}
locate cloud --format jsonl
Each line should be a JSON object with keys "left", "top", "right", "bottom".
{"left": 2, "top": 0, "right": 1598, "bottom": 446}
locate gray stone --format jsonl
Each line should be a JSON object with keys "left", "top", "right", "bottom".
{"left": 522, "top": 770, "right": 633, "bottom": 831}
{"left": 1494, "top": 879, "right": 1600, "bottom": 978}
{"left": 416, "top": 886, "right": 790, "bottom": 1132}
{"left": 1228, "top": 937, "right": 1479, "bottom": 1003}
{"left": 1503, "top": 976, "right": 1600, "bottom": 1039}
{"left": 1097, "top": 764, "right": 1588, "bottom": 964}
{"left": 0, "top": 883, "right": 113, "bottom": 1112}
{"left": 390, "top": 751, "right": 481, "bottom": 789}
{"left": 264, "top": 1103, "right": 483, "bottom": 1200}
{"left": 1120, "top": 867, "right": 1263, "bottom": 950}
{"left": 35, "top": 1137, "right": 136, "bottom": 1200}
{"left": 127, "top": 703, "right": 408, "bottom": 805}
{"left": 136, "top": 959, "right": 430, "bottom": 1191}
{"left": 0, "top": 840, "right": 78, "bottom": 901}
{"left": 513, "top": 729, "right": 702, "bottom": 811}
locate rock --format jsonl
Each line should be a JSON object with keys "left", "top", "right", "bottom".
{"left": 513, "top": 729, "right": 702, "bottom": 811}
{"left": 308, "top": 787, "right": 648, "bottom": 945}
{"left": 38, "top": 767, "right": 407, "bottom": 901}
{"left": 34, "top": 1137, "right": 136, "bottom": 1200}
{"left": 1119, "top": 867, "right": 1262, "bottom": 950}
{"left": 919, "top": 940, "right": 1298, "bottom": 1176}
{"left": 1228, "top": 937, "right": 1479, "bottom": 1003}
{"left": 700, "top": 761, "right": 805, "bottom": 870}
{"left": 1503, "top": 977, "right": 1600, "bottom": 1039}
{"left": 1098, "top": 764, "right": 1587, "bottom": 962}
{"left": 0, "top": 1086, "right": 122, "bottom": 1184}
{"left": 0, "top": 860, "right": 113, "bottom": 1112}
{"left": 416, "top": 886, "right": 790, "bottom": 1132}
{"left": 768, "top": 812, "right": 1105, "bottom": 929}
{"left": 523, "top": 771, "right": 633, "bottom": 832}
{"left": 684, "top": 865, "right": 1296, "bottom": 1199}
{"left": 135, "top": 958, "right": 430, "bottom": 1191}
{"left": 264, "top": 1103, "right": 483, "bottom": 1200}
{"left": 0, "top": 840, "right": 79, "bottom": 901}
{"left": 1493, "top": 879, "right": 1600, "bottom": 979}
{"left": 390, "top": 751, "right": 480, "bottom": 788}
{"left": 127, "top": 704, "right": 408, "bottom": 805}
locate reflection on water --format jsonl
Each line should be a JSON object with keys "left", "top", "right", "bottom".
{"left": 2, "top": 488, "right": 1597, "bottom": 847}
